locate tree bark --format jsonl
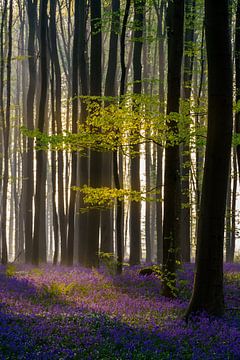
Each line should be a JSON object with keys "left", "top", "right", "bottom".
{"left": 32, "top": 0, "right": 48, "bottom": 266}
{"left": 154, "top": 0, "right": 165, "bottom": 265}
{"left": 129, "top": 0, "right": 145, "bottom": 266}
{"left": 162, "top": 0, "right": 184, "bottom": 297}
{"left": 67, "top": 0, "right": 81, "bottom": 266}
{"left": 186, "top": 0, "right": 232, "bottom": 317}
{"left": 101, "top": 0, "right": 120, "bottom": 255}
{"left": 1, "top": 0, "right": 13, "bottom": 265}
{"left": 49, "top": 0, "right": 66, "bottom": 265}
{"left": 85, "top": 0, "right": 102, "bottom": 267}
{"left": 25, "top": 0, "right": 37, "bottom": 263}
{"left": 78, "top": 0, "right": 89, "bottom": 265}
{"left": 180, "top": 0, "right": 196, "bottom": 263}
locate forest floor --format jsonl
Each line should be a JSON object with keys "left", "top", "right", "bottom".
{"left": 0, "top": 263, "right": 240, "bottom": 359}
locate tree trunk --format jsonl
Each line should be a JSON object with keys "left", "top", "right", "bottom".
{"left": 1, "top": 0, "right": 13, "bottom": 265}
{"left": 101, "top": 0, "right": 120, "bottom": 255}
{"left": 78, "top": 0, "right": 89, "bottom": 265}
{"left": 154, "top": 0, "right": 165, "bottom": 265}
{"left": 162, "top": 0, "right": 184, "bottom": 297}
{"left": 25, "top": 0, "right": 37, "bottom": 263}
{"left": 67, "top": 0, "right": 80, "bottom": 266}
{"left": 49, "top": 0, "right": 66, "bottom": 266}
{"left": 186, "top": 0, "right": 232, "bottom": 317}
{"left": 235, "top": 1, "right": 240, "bottom": 193}
{"left": 111, "top": 0, "right": 131, "bottom": 274}
{"left": 32, "top": 0, "right": 48, "bottom": 266}
{"left": 86, "top": 0, "right": 102, "bottom": 267}
{"left": 50, "top": 68, "right": 59, "bottom": 265}
{"left": 129, "top": 0, "right": 145, "bottom": 266}
{"left": 180, "top": 0, "right": 196, "bottom": 263}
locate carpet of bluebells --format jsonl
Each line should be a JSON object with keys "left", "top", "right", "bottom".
{"left": 0, "top": 263, "right": 240, "bottom": 359}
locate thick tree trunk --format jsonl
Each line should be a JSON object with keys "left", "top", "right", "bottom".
{"left": 186, "top": 0, "right": 232, "bottom": 317}
{"left": 162, "top": 0, "right": 184, "bottom": 297}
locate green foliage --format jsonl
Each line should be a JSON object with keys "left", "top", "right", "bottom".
{"left": 5, "top": 264, "right": 16, "bottom": 277}
{"left": 21, "top": 94, "right": 207, "bottom": 154}
{"left": 177, "top": 276, "right": 191, "bottom": 300}
{"left": 21, "top": 94, "right": 208, "bottom": 213}
{"left": 30, "top": 268, "right": 44, "bottom": 276}
{"left": 99, "top": 252, "right": 118, "bottom": 275}
{"left": 35, "top": 281, "right": 91, "bottom": 305}
{"left": 41, "top": 282, "right": 66, "bottom": 298}
{"left": 224, "top": 272, "right": 240, "bottom": 285}
{"left": 12, "top": 55, "right": 31, "bottom": 62}
{"left": 73, "top": 185, "right": 160, "bottom": 210}
{"left": 139, "top": 262, "right": 184, "bottom": 298}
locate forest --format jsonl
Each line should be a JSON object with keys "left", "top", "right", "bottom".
{"left": 0, "top": 0, "right": 240, "bottom": 358}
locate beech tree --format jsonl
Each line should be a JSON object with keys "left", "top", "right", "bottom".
{"left": 180, "top": 0, "right": 196, "bottom": 263}
{"left": 129, "top": 0, "right": 146, "bottom": 266}
{"left": 101, "top": 0, "right": 120, "bottom": 254}
{"left": 67, "top": 0, "right": 81, "bottom": 266}
{"left": 86, "top": 0, "right": 102, "bottom": 267}
{"left": 32, "top": 0, "right": 48, "bottom": 265}
{"left": 186, "top": 0, "right": 232, "bottom": 317}
{"left": 162, "top": 0, "right": 184, "bottom": 297}
{"left": 25, "top": 0, "right": 37, "bottom": 263}
{"left": 1, "top": 0, "right": 13, "bottom": 265}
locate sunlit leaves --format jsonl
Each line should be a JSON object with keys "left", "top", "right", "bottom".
{"left": 72, "top": 184, "right": 160, "bottom": 210}
{"left": 21, "top": 94, "right": 207, "bottom": 153}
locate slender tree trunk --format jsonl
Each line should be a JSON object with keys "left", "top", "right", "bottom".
{"left": 154, "top": 0, "right": 165, "bottom": 265}
{"left": 230, "top": 150, "right": 237, "bottom": 262}
{"left": 78, "top": 0, "right": 89, "bottom": 265}
{"left": 129, "top": 0, "right": 145, "bottom": 266}
{"left": 111, "top": 0, "right": 131, "bottom": 274}
{"left": 226, "top": 150, "right": 237, "bottom": 263}
{"left": 180, "top": 0, "right": 196, "bottom": 263}
{"left": 67, "top": 0, "right": 80, "bottom": 266}
{"left": 225, "top": 161, "right": 232, "bottom": 263}
{"left": 235, "top": 1, "right": 240, "bottom": 189}
{"left": 49, "top": 0, "right": 66, "bottom": 266}
{"left": 32, "top": 0, "right": 48, "bottom": 266}
{"left": 101, "top": 0, "right": 120, "bottom": 255}
{"left": 143, "top": 9, "right": 152, "bottom": 263}
{"left": 1, "top": 0, "right": 13, "bottom": 265}
{"left": 162, "top": 0, "right": 184, "bottom": 297}
{"left": 0, "top": 0, "right": 7, "bottom": 264}
{"left": 195, "top": 23, "right": 205, "bottom": 228}
{"left": 25, "top": 0, "right": 37, "bottom": 262}
{"left": 50, "top": 68, "right": 59, "bottom": 265}
{"left": 86, "top": 0, "right": 102, "bottom": 268}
